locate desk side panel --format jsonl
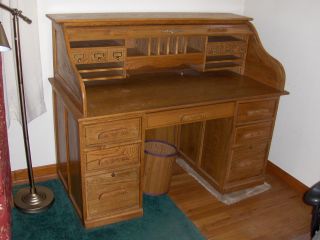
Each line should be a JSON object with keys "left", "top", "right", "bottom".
{"left": 244, "top": 23, "right": 286, "bottom": 91}
{"left": 52, "top": 22, "right": 85, "bottom": 114}
{"left": 53, "top": 90, "right": 84, "bottom": 220}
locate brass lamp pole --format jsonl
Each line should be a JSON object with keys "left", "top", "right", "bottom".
{"left": 0, "top": 3, "right": 54, "bottom": 213}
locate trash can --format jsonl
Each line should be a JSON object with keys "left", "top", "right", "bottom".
{"left": 143, "top": 140, "right": 177, "bottom": 196}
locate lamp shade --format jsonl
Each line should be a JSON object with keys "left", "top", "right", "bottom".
{"left": 0, "top": 22, "right": 10, "bottom": 52}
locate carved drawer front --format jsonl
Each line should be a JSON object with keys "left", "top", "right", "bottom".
{"left": 237, "top": 99, "right": 277, "bottom": 123}
{"left": 207, "top": 41, "right": 247, "bottom": 56}
{"left": 108, "top": 48, "right": 126, "bottom": 62}
{"left": 146, "top": 103, "right": 235, "bottom": 129}
{"left": 86, "top": 168, "right": 140, "bottom": 219}
{"left": 234, "top": 122, "right": 273, "bottom": 146}
{"left": 227, "top": 141, "right": 269, "bottom": 183}
{"left": 89, "top": 48, "right": 107, "bottom": 64}
{"left": 71, "top": 49, "right": 90, "bottom": 64}
{"left": 85, "top": 144, "right": 140, "bottom": 172}
{"left": 84, "top": 118, "right": 141, "bottom": 147}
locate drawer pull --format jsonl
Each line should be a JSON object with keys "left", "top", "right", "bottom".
{"left": 97, "top": 128, "right": 129, "bottom": 140}
{"left": 181, "top": 114, "right": 206, "bottom": 122}
{"left": 111, "top": 172, "right": 116, "bottom": 177}
{"left": 98, "top": 188, "right": 126, "bottom": 200}
{"left": 74, "top": 54, "right": 84, "bottom": 63}
{"left": 113, "top": 51, "right": 123, "bottom": 61}
{"left": 247, "top": 109, "right": 270, "bottom": 116}
{"left": 98, "top": 156, "right": 130, "bottom": 166}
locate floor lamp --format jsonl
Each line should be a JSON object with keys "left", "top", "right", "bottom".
{"left": 0, "top": 3, "right": 54, "bottom": 213}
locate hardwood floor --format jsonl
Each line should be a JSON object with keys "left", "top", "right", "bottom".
{"left": 168, "top": 172, "right": 311, "bottom": 240}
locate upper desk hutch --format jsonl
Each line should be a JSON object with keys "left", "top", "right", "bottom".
{"left": 47, "top": 12, "right": 287, "bottom": 228}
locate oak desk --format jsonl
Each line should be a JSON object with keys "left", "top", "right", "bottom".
{"left": 47, "top": 12, "right": 287, "bottom": 228}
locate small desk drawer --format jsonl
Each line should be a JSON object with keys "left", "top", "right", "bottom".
{"left": 86, "top": 168, "right": 140, "bottom": 219}
{"left": 84, "top": 118, "right": 141, "bottom": 147}
{"left": 71, "top": 49, "right": 90, "bottom": 64}
{"left": 207, "top": 41, "right": 247, "bottom": 56}
{"left": 146, "top": 103, "right": 235, "bottom": 129}
{"left": 234, "top": 122, "right": 273, "bottom": 145}
{"left": 237, "top": 99, "right": 277, "bottom": 123}
{"left": 227, "top": 142, "right": 268, "bottom": 183}
{"left": 85, "top": 144, "right": 140, "bottom": 172}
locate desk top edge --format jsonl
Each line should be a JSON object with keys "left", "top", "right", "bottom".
{"left": 46, "top": 12, "right": 253, "bottom": 25}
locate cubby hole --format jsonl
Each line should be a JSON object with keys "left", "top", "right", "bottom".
{"left": 159, "top": 37, "right": 169, "bottom": 55}
{"left": 205, "top": 62, "right": 240, "bottom": 70}
{"left": 169, "top": 36, "right": 178, "bottom": 55}
{"left": 206, "top": 55, "right": 240, "bottom": 62}
{"left": 80, "top": 70, "right": 124, "bottom": 79}
{"left": 77, "top": 62, "right": 125, "bottom": 81}
{"left": 207, "top": 35, "right": 243, "bottom": 43}
{"left": 178, "top": 36, "right": 187, "bottom": 54}
{"left": 77, "top": 62, "right": 124, "bottom": 71}
{"left": 150, "top": 38, "right": 159, "bottom": 56}
{"left": 70, "top": 39, "right": 125, "bottom": 48}
{"left": 127, "top": 38, "right": 149, "bottom": 57}
{"left": 186, "top": 36, "right": 205, "bottom": 53}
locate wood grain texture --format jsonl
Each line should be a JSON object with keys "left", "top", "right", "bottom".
{"left": 143, "top": 152, "right": 175, "bottom": 195}
{"left": 54, "top": 93, "right": 69, "bottom": 191}
{"left": 47, "top": 12, "right": 252, "bottom": 25}
{"left": 53, "top": 23, "right": 84, "bottom": 112}
{"left": 67, "top": 111, "right": 83, "bottom": 217}
{"left": 146, "top": 102, "right": 234, "bottom": 129}
{"left": 85, "top": 71, "right": 285, "bottom": 117}
{"left": 200, "top": 118, "right": 234, "bottom": 190}
{"left": 244, "top": 23, "right": 286, "bottom": 91}
{"left": 146, "top": 127, "right": 184, "bottom": 176}
{"left": 169, "top": 172, "right": 310, "bottom": 240}
{"left": 85, "top": 144, "right": 140, "bottom": 173}
{"left": 178, "top": 122, "right": 203, "bottom": 166}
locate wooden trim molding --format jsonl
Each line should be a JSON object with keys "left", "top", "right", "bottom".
{"left": 11, "top": 164, "right": 58, "bottom": 185}
{"left": 266, "top": 161, "right": 308, "bottom": 193}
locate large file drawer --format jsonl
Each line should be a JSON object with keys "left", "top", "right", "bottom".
{"left": 227, "top": 142, "right": 269, "bottom": 183}
{"left": 86, "top": 168, "right": 140, "bottom": 219}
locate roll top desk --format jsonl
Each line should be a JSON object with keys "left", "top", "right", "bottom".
{"left": 47, "top": 13, "right": 287, "bottom": 228}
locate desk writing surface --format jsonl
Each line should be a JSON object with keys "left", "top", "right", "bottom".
{"left": 85, "top": 70, "right": 284, "bottom": 117}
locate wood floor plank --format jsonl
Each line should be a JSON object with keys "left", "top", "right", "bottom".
{"left": 168, "top": 173, "right": 311, "bottom": 240}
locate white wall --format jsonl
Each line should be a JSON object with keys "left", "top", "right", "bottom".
{"left": 244, "top": 0, "right": 320, "bottom": 187}
{"left": 8, "top": 0, "right": 245, "bottom": 171}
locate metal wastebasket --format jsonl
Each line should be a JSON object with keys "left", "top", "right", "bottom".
{"left": 143, "top": 140, "right": 177, "bottom": 196}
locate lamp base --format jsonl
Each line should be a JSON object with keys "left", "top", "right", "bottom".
{"left": 14, "top": 186, "right": 55, "bottom": 214}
